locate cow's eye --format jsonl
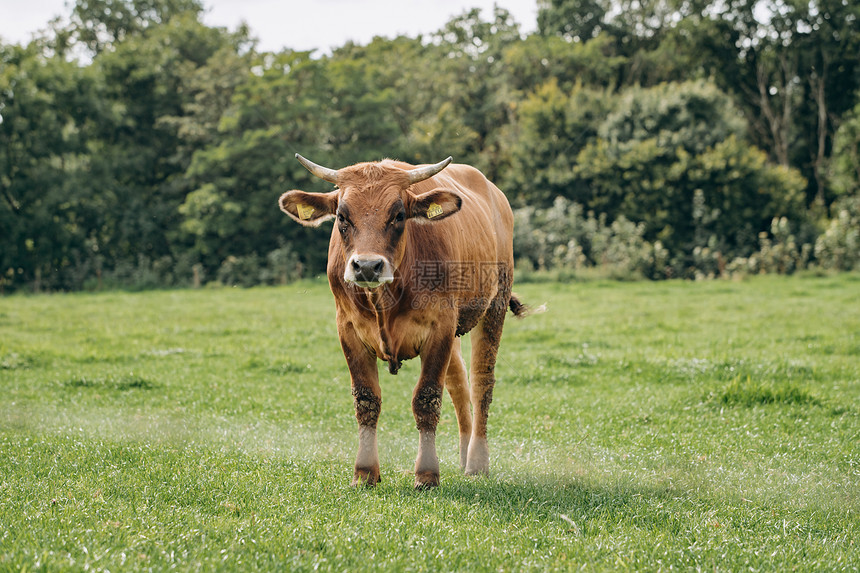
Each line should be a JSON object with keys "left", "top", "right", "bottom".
{"left": 337, "top": 213, "right": 350, "bottom": 233}
{"left": 393, "top": 212, "right": 405, "bottom": 224}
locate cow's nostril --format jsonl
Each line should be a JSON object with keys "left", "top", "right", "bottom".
{"left": 350, "top": 257, "right": 387, "bottom": 282}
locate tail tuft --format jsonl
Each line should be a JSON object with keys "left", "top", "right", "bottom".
{"left": 509, "top": 293, "right": 545, "bottom": 318}
{"left": 509, "top": 294, "right": 527, "bottom": 317}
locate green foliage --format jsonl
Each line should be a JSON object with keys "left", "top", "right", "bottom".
{"left": 830, "top": 101, "right": 860, "bottom": 197}
{"left": 72, "top": 0, "right": 204, "bottom": 54}
{"left": 575, "top": 81, "right": 808, "bottom": 261}
{"left": 537, "top": 0, "right": 606, "bottom": 42}
{"left": 85, "top": 9, "right": 239, "bottom": 274}
{"left": 0, "top": 42, "right": 104, "bottom": 291}
{"left": 503, "top": 80, "right": 611, "bottom": 206}
{"left": 683, "top": 0, "right": 860, "bottom": 202}
{"left": 513, "top": 196, "right": 668, "bottom": 279}
{"left": 502, "top": 33, "right": 625, "bottom": 94}
{"left": 597, "top": 80, "right": 746, "bottom": 154}
{"left": 814, "top": 194, "right": 860, "bottom": 271}
{"left": 731, "top": 217, "right": 813, "bottom": 277}
{"left": 214, "top": 245, "right": 301, "bottom": 288}
{"left": 1, "top": 0, "right": 860, "bottom": 290}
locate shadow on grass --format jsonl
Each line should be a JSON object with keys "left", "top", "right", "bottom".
{"left": 363, "top": 467, "right": 694, "bottom": 537}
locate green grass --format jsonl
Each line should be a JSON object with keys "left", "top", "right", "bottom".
{"left": 1, "top": 274, "right": 859, "bottom": 571}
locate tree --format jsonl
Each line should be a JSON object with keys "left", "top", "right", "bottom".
{"left": 502, "top": 33, "right": 625, "bottom": 94}
{"left": 829, "top": 100, "right": 860, "bottom": 198}
{"left": 72, "top": 0, "right": 204, "bottom": 54}
{"left": 177, "top": 49, "right": 332, "bottom": 276}
{"left": 537, "top": 0, "right": 606, "bottom": 42}
{"left": 537, "top": 0, "right": 707, "bottom": 87}
{"left": 574, "top": 81, "right": 806, "bottom": 260}
{"left": 687, "top": 0, "right": 860, "bottom": 204}
{"left": 2, "top": 0, "right": 859, "bottom": 290}
{"left": 427, "top": 7, "right": 523, "bottom": 177}
{"left": 500, "top": 79, "right": 610, "bottom": 206}
{"left": 78, "top": 5, "right": 243, "bottom": 284}
{"left": 330, "top": 36, "right": 430, "bottom": 163}
{"left": 0, "top": 42, "right": 104, "bottom": 290}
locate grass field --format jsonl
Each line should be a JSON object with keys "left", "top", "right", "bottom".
{"left": 1, "top": 274, "right": 859, "bottom": 571}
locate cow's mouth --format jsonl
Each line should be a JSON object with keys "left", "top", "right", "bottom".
{"left": 345, "top": 255, "right": 394, "bottom": 289}
{"left": 350, "top": 277, "right": 393, "bottom": 289}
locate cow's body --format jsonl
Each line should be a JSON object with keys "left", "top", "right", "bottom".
{"left": 280, "top": 155, "right": 525, "bottom": 488}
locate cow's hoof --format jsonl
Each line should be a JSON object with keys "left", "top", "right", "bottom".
{"left": 465, "top": 438, "right": 489, "bottom": 476}
{"left": 464, "top": 464, "right": 489, "bottom": 477}
{"left": 352, "top": 466, "right": 380, "bottom": 487}
{"left": 413, "top": 471, "right": 440, "bottom": 490}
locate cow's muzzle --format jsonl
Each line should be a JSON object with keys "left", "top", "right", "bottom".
{"left": 345, "top": 255, "right": 394, "bottom": 289}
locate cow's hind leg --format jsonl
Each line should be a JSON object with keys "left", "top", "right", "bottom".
{"left": 445, "top": 337, "right": 472, "bottom": 471}
{"left": 465, "top": 299, "right": 507, "bottom": 476}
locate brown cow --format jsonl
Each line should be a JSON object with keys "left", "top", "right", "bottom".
{"left": 279, "top": 153, "right": 527, "bottom": 488}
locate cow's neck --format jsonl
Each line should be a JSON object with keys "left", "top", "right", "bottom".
{"left": 365, "top": 286, "right": 403, "bottom": 375}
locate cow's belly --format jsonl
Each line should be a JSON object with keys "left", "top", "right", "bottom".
{"left": 456, "top": 295, "right": 491, "bottom": 337}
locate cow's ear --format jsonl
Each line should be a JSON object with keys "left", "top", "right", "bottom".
{"left": 408, "top": 189, "right": 462, "bottom": 223}
{"left": 279, "top": 189, "right": 339, "bottom": 227}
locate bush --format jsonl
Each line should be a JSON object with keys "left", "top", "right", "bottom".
{"left": 101, "top": 255, "right": 178, "bottom": 291}
{"left": 815, "top": 194, "right": 860, "bottom": 271}
{"left": 261, "top": 245, "right": 302, "bottom": 285}
{"left": 513, "top": 197, "right": 825, "bottom": 280}
{"left": 573, "top": 80, "right": 808, "bottom": 259}
{"left": 217, "top": 254, "right": 263, "bottom": 287}
{"left": 216, "top": 245, "right": 303, "bottom": 288}
{"left": 726, "top": 218, "right": 813, "bottom": 278}
{"left": 829, "top": 103, "right": 860, "bottom": 198}
{"left": 513, "top": 196, "right": 669, "bottom": 279}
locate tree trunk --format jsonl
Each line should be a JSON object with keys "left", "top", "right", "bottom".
{"left": 809, "top": 58, "right": 829, "bottom": 205}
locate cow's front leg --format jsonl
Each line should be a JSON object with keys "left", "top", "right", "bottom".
{"left": 340, "top": 324, "right": 382, "bottom": 487}
{"left": 413, "top": 333, "right": 454, "bottom": 489}
{"left": 353, "top": 400, "right": 380, "bottom": 486}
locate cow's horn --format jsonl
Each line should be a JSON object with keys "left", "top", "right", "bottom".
{"left": 407, "top": 156, "right": 453, "bottom": 185}
{"left": 295, "top": 153, "right": 339, "bottom": 184}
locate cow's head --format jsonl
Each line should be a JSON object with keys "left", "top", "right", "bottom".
{"left": 280, "top": 154, "right": 461, "bottom": 288}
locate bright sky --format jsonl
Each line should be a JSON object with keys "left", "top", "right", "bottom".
{"left": 0, "top": 0, "right": 540, "bottom": 54}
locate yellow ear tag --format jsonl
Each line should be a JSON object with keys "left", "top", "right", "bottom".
{"left": 297, "top": 203, "right": 315, "bottom": 220}
{"left": 426, "top": 202, "right": 444, "bottom": 219}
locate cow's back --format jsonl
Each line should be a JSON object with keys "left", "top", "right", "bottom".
{"left": 433, "top": 163, "right": 513, "bottom": 262}
{"left": 399, "top": 161, "right": 513, "bottom": 267}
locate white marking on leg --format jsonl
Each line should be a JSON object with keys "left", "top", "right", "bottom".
{"left": 355, "top": 425, "right": 378, "bottom": 469}
{"left": 465, "top": 436, "right": 489, "bottom": 476}
{"left": 414, "top": 429, "right": 439, "bottom": 475}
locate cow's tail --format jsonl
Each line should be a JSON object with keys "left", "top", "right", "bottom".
{"left": 509, "top": 293, "right": 546, "bottom": 318}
